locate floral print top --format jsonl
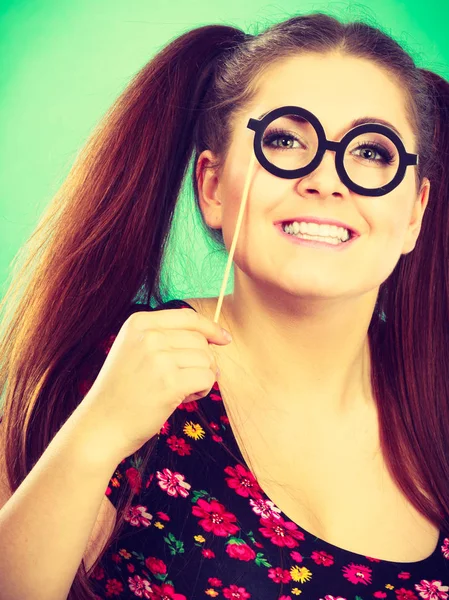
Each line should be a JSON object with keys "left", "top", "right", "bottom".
{"left": 86, "top": 299, "right": 449, "bottom": 600}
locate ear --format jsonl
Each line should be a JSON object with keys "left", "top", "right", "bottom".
{"left": 196, "top": 150, "right": 223, "bottom": 230}
{"left": 402, "top": 177, "right": 431, "bottom": 254}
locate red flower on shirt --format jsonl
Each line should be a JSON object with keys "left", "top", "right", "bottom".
{"left": 104, "top": 577, "right": 124, "bottom": 597}
{"left": 192, "top": 498, "right": 239, "bottom": 536}
{"left": 177, "top": 400, "right": 199, "bottom": 412}
{"left": 224, "top": 464, "right": 263, "bottom": 500}
{"left": 145, "top": 556, "right": 167, "bottom": 575}
{"left": 226, "top": 542, "right": 256, "bottom": 561}
{"left": 167, "top": 435, "right": 193, "bottom": 456}
{"left": 222, "top": 584, "right": 251, "bottom": 599}
{"left": 258, "top": 515, "right": 305, "bottom": 548}
{"left": 125, "top": 467, "right": 142, "bottom": 494}
{"left": 148, "top": 582, "right": 187, "bottom": 599}
{"left": 268, "top": 566, "right": 292, "bottom": 583}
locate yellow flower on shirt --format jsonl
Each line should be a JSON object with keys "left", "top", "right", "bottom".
{"left": 183, "top": 422, "right": 206, "bottom": 440}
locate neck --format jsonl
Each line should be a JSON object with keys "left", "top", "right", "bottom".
{"left": 218, "top": 276, "right": 380, "bottom": 420}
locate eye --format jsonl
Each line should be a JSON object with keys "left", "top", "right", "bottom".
{"left": 351, "top": 141, "right": 395, "bottom": 165}
{"left": 262, "top": 128, "right": 303, "bottom": 150}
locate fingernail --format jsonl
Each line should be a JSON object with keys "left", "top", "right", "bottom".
{"left": 222, "top": 329, "right": 232, "bottom": 342}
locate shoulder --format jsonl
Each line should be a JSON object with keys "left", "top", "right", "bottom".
{"left": 183, "top": 297, "right": 218, "bottom": 319}
{"left": 128, "top": 298, "right": 208, "bottom": 314}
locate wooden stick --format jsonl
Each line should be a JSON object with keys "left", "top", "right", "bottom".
{"left": 213, "top": 151, "right": 258, "bottom": 324}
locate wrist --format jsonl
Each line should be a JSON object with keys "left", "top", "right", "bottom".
{"left": 66, "top": 397, "right": 128, "bottom": 473}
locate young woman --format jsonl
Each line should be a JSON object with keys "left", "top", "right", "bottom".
{"left": 0, "top": 11, "right": 448, "bottom": 600}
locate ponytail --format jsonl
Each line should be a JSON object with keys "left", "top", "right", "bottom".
{"left": 0, "top": 24, "right": 245, "bottom": 600}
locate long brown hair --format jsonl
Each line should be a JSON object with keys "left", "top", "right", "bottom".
{"left": 0, "top": 12, "right": 448, "bottom": 599}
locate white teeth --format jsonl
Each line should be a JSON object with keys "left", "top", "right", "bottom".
{"left": 282, "top": 221, "right": 350, "bottom": 242}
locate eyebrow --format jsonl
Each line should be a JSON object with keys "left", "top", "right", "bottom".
{"left": 257, "top": 110, "right": 405, "bottom": 142}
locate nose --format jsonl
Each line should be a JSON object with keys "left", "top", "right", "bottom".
{"left": 296, "top": 147, "right": 347, "bottom": 198}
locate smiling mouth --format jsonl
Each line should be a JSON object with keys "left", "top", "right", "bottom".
{"left": 274, "top": 223, "right": 359, "bottom": 248}
{"left": 279, "top": 223, "right": 353, "bottom": 242}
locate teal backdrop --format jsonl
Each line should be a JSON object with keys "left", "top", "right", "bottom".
{"left": 1, "top": 0, "right": 448, "bottom": 301}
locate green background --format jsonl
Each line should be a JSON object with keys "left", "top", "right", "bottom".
{"left": 1, "top": 0, "right": 448, "bottom": 301}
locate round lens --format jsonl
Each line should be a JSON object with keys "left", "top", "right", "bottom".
{"left": 343, "top": 132, "right": 399, "bottom": 190}
{"left": 260, "top": 114, "right": 318, "bottom": 171}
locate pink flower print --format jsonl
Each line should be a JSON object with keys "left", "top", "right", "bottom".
{"left": 258, "top": 515, "right": 305, "bottom": 548}
{"left": 442, "top": 537, "right": 449, "bottom": 559}
{"left": 177, "top": 399, "right": 199, "bottom": 412}
{"left": 91, "top": 564, "right": 105, "bottom": 580}
{"left": 156, "top": 511, "right": 170, "bottom": 522}
{"left": 192, "top": 498, "right": 239, "bottom": 536}
{"left": 124, "top": 504, "right": 153, "bottom": 528}
{"left": 145, "top": 556, "right": 167, "bottom": 575}
{"left": 249, "top": 497, "right": 282, "bottom": 520}
{"left": 105, "top": 578, "right": 124, "bottom": 596}
{"left": 209, "top": 382, "right": 222, "bottom": 401}
{"left": 310, "top": 549, "right": 335, "bottom": 566}
{"left": 226, "top": 542, "right": 256, "bottom": 561}
{"left": 156, "top": 468, "right": 191, "bottom": 498}
{"left": 268, "top": 566, "right": 292, "bottom": 583}
{"left": 166, "top": 435, "right": 192, "bottom": 456}
{"left": 125, "top": 466, "right": 142, "bottom": 494}
{"left": 148, "top": 582, "right": 187, "bottom": 599}
{"left": 127, "top": 574, "right": 153, "bottom": 598}
{"left": 398, "top": 572, "right": 412, "bottom": 580}
{"left": 224, "top": 464, "right": 263, "bottom": 499}
{"left": 394, "top": 589, "right": 418, "bottom": 599}
{"left": 318, "top": 596, "right": 348, "bottom": 600}
{"left": 222, "top": 584, "right": 251, "bottom": 599}
{"left": 415, "top": 579, "right": 449, "bottom": 599}
{"left": 145, "top": 473, "right": 154, "bottom": 490}
{"left": 208, "top": 577, "right": 223, "bottom": 587}
{"left": 342, "top": 563, "right": 373, "bottom": 585}
{"left": 290, "top": 550, "right": 303, "bottom": 563}
{"left": 159, "top": 420, "right": 171, "bottom": 435}
{"left": 202, "top": 548, "right": 216, "bottom": 558}
{"left": 212, "top": 434, "right": 223, "bottom": 442}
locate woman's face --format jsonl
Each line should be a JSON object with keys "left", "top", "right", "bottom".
{"left": 197, "top": 52, "right": 430, "bottom": 301}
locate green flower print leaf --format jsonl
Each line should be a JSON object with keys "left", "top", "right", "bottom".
{"left": 131, "top": 551, "right": 145, "bottom": 563}
{"left": 163, "top": 532, "right": 185, "bottom": 556}
{"left": 131, "top": 455, "right": 143, "bottom": 469}
{"left": 191, "top": 489, "right": 218, "bottom": 503}
{"left": 246, "top": 530, "right": 256, "bottom": 544}
{"left": 254, "top": 552, "right": 272, "bottom": 568}
{"left": 226, "top": 536, "right": 245, "bottom": 545}
{"left": 191, "top": 490, "right": 209, "bottom": 503}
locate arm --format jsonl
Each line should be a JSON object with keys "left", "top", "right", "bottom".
{"left": 0, "top": 401, "right": 126, "bottom": 600}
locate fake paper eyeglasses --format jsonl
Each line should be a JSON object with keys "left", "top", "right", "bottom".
{"left": 247, "top": 105, "right": 419, "bottom": 197}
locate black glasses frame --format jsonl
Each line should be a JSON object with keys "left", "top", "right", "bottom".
{"left": 247, "top": 106, "right": 419, "bottom": 197}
